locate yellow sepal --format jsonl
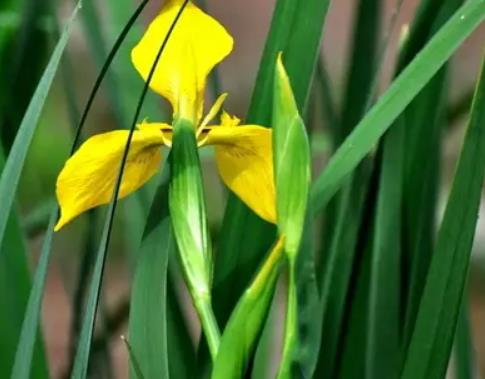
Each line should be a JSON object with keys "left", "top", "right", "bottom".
{"left": 55, "top": 129, "right": 165, "bottom": 231}
{"left": 202, "top": 117, "right": 276, "bottom": 224}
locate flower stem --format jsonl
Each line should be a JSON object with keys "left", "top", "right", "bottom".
{"left": 194, "top": 294, "right": 221, "bottom": 361}
{"left": 277, "top": 257, "right": 298, "bottom": 379}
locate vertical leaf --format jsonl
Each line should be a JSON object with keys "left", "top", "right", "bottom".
{"left": 128, "top": 176, "right": 172, "bottom": 379}
{"left": 10, "top": 210, "right": 56, "bottom": 379}
{"left": 0, "top": 146, "right": 48, "bottom": 379}
{"left": 454, "top": 298, "right": 475, "bottom": 379}
{"left": 0, "top": 0, "right": 80, "bottom": 251}
{"left": 401, "top": 52, "right": 485, "bottom": 379}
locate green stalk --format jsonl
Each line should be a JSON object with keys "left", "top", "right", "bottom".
{"left": 194, "top": 295, "right": 221, "bottom": 361}
{"left": 277, "top": 258, "right": 298, "bottom": 379}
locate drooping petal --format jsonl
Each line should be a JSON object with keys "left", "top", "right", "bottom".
{"left": 131, "top": 0, "right": 233, "bottom": 122}
{"left": 55, "top": 129, "right": 165, "bottom": 231}
{"left": 203, "top": 123, "right": 276, "bottom": 224}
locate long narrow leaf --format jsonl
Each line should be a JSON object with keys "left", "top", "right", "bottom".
{"left": 128, "top": 176, "right": 172, "bottom": 379}
{"left": 0, "top": 0, "right": 81, "bottom": 251}
{"left": 401, "top": 51, "right": 485, "bottom": 379}
{"left": 10, "top": 209, "right": 57, "bottom": 379}
{"left": 0, "top": 146, "right": 48, "bottom": 379}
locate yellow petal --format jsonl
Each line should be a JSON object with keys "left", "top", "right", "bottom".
{"left": 55, "top": 129, "right": 165, "bottom": 231}
{"left": 203, "top": 124, "right": 276, "bottom": 224}
{"left": 131, "top": 0, "right": 233, "bottom": 122}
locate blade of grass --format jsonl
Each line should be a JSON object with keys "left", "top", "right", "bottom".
{"left": 10, "top": 209, "right": 56, "bottom": 379}
{"left": 365, "top": 123, "right": 403, "bottom": 379}
{"left": 401, "top": 50, "right": 485, "bottom": 379}
{"left": 454, "top": 297, "right": 475, "bottom": 379}
{"left": 399, "top": 0, "right": 463, "bottom": 351}
{"left": 363, "top": 0, "right": 456, "bottom": 374}
{"left": 0, "top": 0, "right": 81, "bottom": 252}
{"left": 311, "top": 0, "right": 485, "bottom": 214}
{"left": 70, "top": 3, "right": 189, "bottom": 378}
{"left": 166, "top": 274, "right": 196, "bottom": 379}
{"left": 122, "top": 337, "right": 145, "bottom": 379}
{"left": 0, "top": 145, "right": 49, "bottom": 379}
{"left": 314, "top": 162, "right": 374, "bottom": 378}
{"left": 128, "top": 174, "right": 172, "bottom": 379}
{"left": 314, "top": 0, "right": 382, "bottom": 375}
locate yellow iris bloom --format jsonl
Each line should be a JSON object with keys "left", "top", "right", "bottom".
{"left": 54, "top": 0, "right": 276, "bottom": 231}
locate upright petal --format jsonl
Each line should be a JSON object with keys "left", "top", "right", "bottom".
{"left": 131, "top": 0, "right": 233, "bottom": 122}
{"left": 203, "top": 124, "right": 276, "bottom": 224}
{"left": 55, "top": 129, "right": 165, "bottom": 231}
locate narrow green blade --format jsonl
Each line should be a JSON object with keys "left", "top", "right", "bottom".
{"left": 314, "top": 0, "right": 381, "bottom": 374}
{"left": 0, "top": 146, "right": 49, "bottom": 379}
{"left": 400, "top": 0, "right": 463, "bottom": 349}
{"left": 10, "top": 209, "right": 56, "bottom": 379}
{"left": 401, "top": 52, "right": 485, "bottom": 379}
{"left": 0, "top": 1, "right": 80, "bottom": 250}
{"left": 365, "top": 124, "right": 403, "bottom": 379}
{"left": 128, "top": 177, "right": 172, "bottom": 379}
{"left": 311, "top": 0, "right": 485, "bottom": 213}
{"left": 454, "top": 298, "right": 475, "bottom": 379}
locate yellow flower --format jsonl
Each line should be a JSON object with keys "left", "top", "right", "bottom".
{"left": 54, "top": 0, "right": 275, "bottom": 231}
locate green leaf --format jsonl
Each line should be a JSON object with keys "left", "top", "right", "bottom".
{"left": 10, "top": 209, "right": 56, "bottom": 379}
{"left": 400, "top": 0, "right": 463, "bottom": 350}
{"left": 0, "top": 145, "right": 48, "bottom": 379}
{"left": 454, "top": 298, "right": 475, "bottom": 379}
{"left": 128, "top": 177, "right": 172, "bottom": 379}
{"left": 212, "top": 238, "right": 285, "bottom": 379}
{"left": 166, "top": 274, "right": 196, "bottom": 379}
{"left": 0, "top": 0, "right": 80, "bottom": 251}
{"left": 311, "top": 0, "right": 485, "bottom": 213}
{"left": 314, "top": 163, "right": 374, "bottom": 378}
{"left": 401, "top": 52, "right": 485, "bottom": 379}
{"left": 365, "top": 123, "right": 403, "bottom": 379}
